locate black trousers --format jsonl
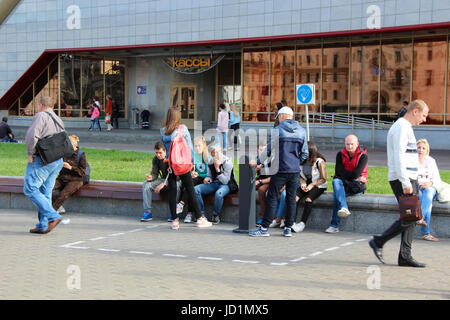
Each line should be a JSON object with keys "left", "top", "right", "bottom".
{"left": 373, "top": 179, "right": 418, "bottom": 261}
{"left": 168, "top": 171, "right": 202, "bottom": 220}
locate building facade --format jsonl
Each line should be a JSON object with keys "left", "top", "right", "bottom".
{"left": 0, "top": 0, "right": 450, "bottom": 133}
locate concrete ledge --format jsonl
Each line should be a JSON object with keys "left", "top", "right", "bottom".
{"left": 1, "top": 177, "right": 449, "bottom": 238}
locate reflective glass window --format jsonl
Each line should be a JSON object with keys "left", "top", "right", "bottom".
{"left": 270, "top": 48, "right": 295, "bottom": 121}
{"left": 322, "top": 45, "right": 349, "bottom": 114}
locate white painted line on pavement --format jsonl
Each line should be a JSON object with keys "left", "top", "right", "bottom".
{"left": 89, "top": 237, "right": 105, "bottom": 241}
{"left": 340, "top": 242, "right": 354, "bottom": 247}
{"left": 129, "top": 251, "right": 153, "bottom": 255}
{"left": 98, "top": 248, "right": 120, "bottom": 252}
{"left": 232, "top": 260, "right": 260, "bottom": 264}
{"left": 309, "top": 251, "right": 323, "bottom": 257}
{"left": 163, "top": 254, "right": 187, "bottom": 258}
{"left": 109, "top": 233, "right": 125, "bottom": 237}
{"left": 355, "top": 238, "right": 369, "bottom": 242}
{"left": 324, "top": 247, "right": 340, "bottom": 252}
{"left": 290, "top": 257, "right": 307, "bottom": 262}
{"left": 198, "top": 257, "right": 223, "bottom": 261}
{"left": 271, "top": 262, "right": 288, "bottom": 266}
{"left": 128, "top": 228, "right": 145, "bottom": 233}
{"left": 60, "top": 241, "right": 90, "bottom": 249}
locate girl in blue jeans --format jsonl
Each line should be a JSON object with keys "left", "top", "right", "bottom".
{"left": 194, "top": 145, "right": 233, "bottom": 225}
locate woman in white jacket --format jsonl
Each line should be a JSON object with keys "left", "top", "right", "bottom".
{"left": 417, "top": 139, "right": 441, "bottom": 241}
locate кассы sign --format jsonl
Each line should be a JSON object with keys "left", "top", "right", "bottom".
{"left": 163, "top": 55, "right": 224, "bottom": 74}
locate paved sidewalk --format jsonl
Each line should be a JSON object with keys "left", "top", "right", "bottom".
{"left": 1, "top": 209, "right": 449, "bottom": 300}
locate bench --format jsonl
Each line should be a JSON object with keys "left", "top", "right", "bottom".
{"left": 0, "top": 177, "right": 240, "bottom": 205}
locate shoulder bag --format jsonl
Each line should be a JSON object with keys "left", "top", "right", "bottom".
{"left": 35, "top": 112, "right": 74, "bottom": 164}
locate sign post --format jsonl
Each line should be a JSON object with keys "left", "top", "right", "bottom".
{"left": 296, "top": 84, "right": 315, "bottom": 141}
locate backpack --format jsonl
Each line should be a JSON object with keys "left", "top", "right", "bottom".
{"left": 77, "top": 150, "right": 91, "bottom": 185}
{"left": 168, "top": 125, "right": 192, "bottom": 176}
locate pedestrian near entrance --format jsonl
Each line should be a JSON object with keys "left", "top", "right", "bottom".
{"left": 161, "top": 107, "right": 212, "bottom": 230}
{"left": 89, "top": 100, "right": 101, "bottom": 131}
{"left": 105, "top": 95, "right": 113, "bottom": 131}
{"left": 24, "top": 96, "right": 64, "bottom": 234}
{"left": 228, "top": 103, "right": 241, "bottom": 150}
{"left": 217, "top": 103, "right": 228, "bottom": 150}
{"left": 111, "top": 98, "right": 120, "bottom": 129}
{"left": 52, "top": 135, "right": 87, "bottom": 214}
{"left": 325, "top": 134, "right": 368, "bottom": 233}
{"left": 369, "top": 99, "right": 430, "bottom": 268}
{"left": 249, "top": 106, "right": 308, "bottom": 237}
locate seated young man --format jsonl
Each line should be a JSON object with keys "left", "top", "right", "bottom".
{"left": 140, "top": 141, "right": 181, "bottom": 222}
{"left": 194, "top": 145, "right": 235, "bottom": 225}
{"left": 325, "top": 134, "right": 368, "bottom": 233}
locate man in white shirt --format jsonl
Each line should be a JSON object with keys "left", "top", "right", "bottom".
{"left": 369, "top": 100, "right": 429, "bottom": 268}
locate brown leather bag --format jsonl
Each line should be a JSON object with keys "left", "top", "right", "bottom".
{"left": 398, "top": 195, "right": 423, "bottom": 222}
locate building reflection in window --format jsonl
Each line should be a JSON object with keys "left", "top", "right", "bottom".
{"left": 296, "top": 47, "right": 321, "bottom": 121}
{"left": 322, "top": 45, "right": 349, "bottom": 114}
{"left": 271, "top": 47, "right": 295, "bottom": 121}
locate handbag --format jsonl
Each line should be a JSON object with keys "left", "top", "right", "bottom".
{"left": 342, "top": 179, "right": 366, "bottom": 194}
{"left": 398, "top": 194, "right": 423, "bottom": 222}
{"left": 227, "top": 169, "right": 239, "bottom": 194}
{"left": 35, "top": 112, "right": 74, "bottom": 164}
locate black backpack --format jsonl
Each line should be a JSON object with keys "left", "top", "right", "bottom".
{"left": 77, "top": 149, "right": 91, "bottom": 185}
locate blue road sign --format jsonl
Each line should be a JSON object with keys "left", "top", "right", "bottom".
{"left": 296, "top": 84, "right": 315, "bottom": 105}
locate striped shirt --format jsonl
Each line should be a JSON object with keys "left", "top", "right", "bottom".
{"left": 387, "top": 117, "right": 418, "bottom": 188}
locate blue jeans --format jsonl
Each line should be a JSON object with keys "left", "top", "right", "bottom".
{"left": 419, "top": 187, "right": 436, "bottom": 235}
{"left": 217, "top": 132, "right": 227, "bottom": 149}
{"left": 261, "top": 172, "right": 299, "bottom": 228}
{"left": 23, "top": 156, "right": 63, "bottom": 231}
{"left": 330, "top": 178, "right": 363, "bottom": 228}
{"left": 1, "top": 136, "right": 18, "bottom": 143}
{"left": 276, "top": 189, "right": 286, "bottom": 219}
{"left": 90, "top": 118, "right": 101, "bottom": 130}
{"left": 195, "top": 182, "right": 230, "bottom": 216}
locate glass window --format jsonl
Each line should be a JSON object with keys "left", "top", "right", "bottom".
{"left": 350, "top": 43, "right": 379, "bottom": 115}
{"left": 243, "top": 49, "right": 270, "bottom": 122}
{"left": 322, "top": 45, "right": 349, "bottom": 114}
{"left": 60, "top": 55, "right": 81, "bottom": 118}
{"left": 270, "top": 47, "right": 295, "bottom": 121}
{"left": 296, "top": 47, "right": 321, "bottom": 120}
{"left": 8, "top": 101, "right": 19, "bottom": 116}
{"left": 218, "top": 58, "right": 234, "bottom": 85}
{"left": 105, "top": 60, "right": 126, "bottom": 118}
{"left": 19, "top": 85, "right": 34, "bottom": 116}
{"left": 81, "top": 58, "right": 104, "bottom": 117}
{"left": 380, "top": 40, "right": 412, "bottom": 122}
{"left": 33, "top": 68, "right": 51, "bottom": 114}
{"left": 48, "top": 58, "right": 59, "bottom": 114}
{"left": 412, "top": 38, "right": 447, "bottom": 125}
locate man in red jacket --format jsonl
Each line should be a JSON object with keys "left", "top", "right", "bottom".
{"left": 325, "top": 134, "right": 368, "bottom": 233}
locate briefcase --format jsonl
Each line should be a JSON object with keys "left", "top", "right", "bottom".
{"left": 398, "top": 194, "right": 423, "bottom": 222}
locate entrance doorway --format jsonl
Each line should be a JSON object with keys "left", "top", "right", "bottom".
{"left": 170, "top": 83, "right": 197, "bottom": 129}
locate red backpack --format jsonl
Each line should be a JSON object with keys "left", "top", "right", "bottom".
{"left": 168, "top": 125, "right": 193, "bottom": 176}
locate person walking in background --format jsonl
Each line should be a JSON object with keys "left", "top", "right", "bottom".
{"left": 417, "top": 138, "right": 441, "bottom": 242}
{"left": 325, "top": 134, "right": 368, "bottom": 234}
{"left": 0, "top": 117, "right": 18, "bottom": 143}
{"left": 369, "top": 99, "right": 430, "bottom": 268}
{"left": 292, "top": 141, "right": 328, "bottom": 233}
{"left": 105, "top": 95, "right": 113, "bottom": 131}
{"left": 228, "top": 103, "right": 241, "bottom": 151}
{"left": 89, "top": 99, "right": 101, "bottom": 131}
{"left": 217, "top": 103, "right": 228, "bottom": 150}
{"left": 52, "top": 135, "right": 87, "bottom": 214}
{"left": 161, "top": 107, "right": 212, "bottom": 230}
{"left": 397, "top": 100, "right": 408, "bottom": 119}
{"left": 249, "top": 106, "right": 308, "bottom": 237}
{"left": 140, "top": 141, "right": 181, "bottom": 222}
{"left": 24, "top": 96, "right": 65, "bottom": 234}
{"left": 111, "top": 98, "right": 120, "bottom": 129}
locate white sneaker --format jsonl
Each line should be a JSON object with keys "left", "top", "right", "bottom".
{"left": 57, "top": 206, "right": 66, "bottom": 214}
{"left": 280, "top": 219, "right": 285, "bottom": 228}
{"left": 337, "top": 207, "right": 351, "bottom": 218}
{"left": 325, "top": 226, "right": 339, "bottom": 233}
{"left": 269, "top": 219, "right": 280, "bottom": 228}
{"left": 292, "top": 222, "right": 305, "bottom": 233}
{"left": 184, "top": 213, "right": 192, "bottom": 223}
{"left": 196, "top": 217, "right": 212, "bottom": 228}
{"left": 171, "top": 220, "right": 179, "bottom": 230}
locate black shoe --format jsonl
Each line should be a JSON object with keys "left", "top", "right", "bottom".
{"left": 398, "top": 258, "right": 426, "bottom": 268}
{"left": 369, "top": 239, "right": 385, "bottom": 264}
{"left": 212, "top": 215, "right": 220, "bottom": 225}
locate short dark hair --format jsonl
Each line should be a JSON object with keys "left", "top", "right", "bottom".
{"left": 276, "top": 102, "right": 283, "bottom": 111}
{"left": 219, "top": 103, "right": 226, "bottom": 110}
{"left": 2, "top": 117, "right": 7, "bottom": 122}
{"left": 281, "top": 99, "right": 287, "bottom": 106}
{"left": 154, "top": 141, "right": 165, "bottom": 151}
{"left": 402, "top": 101, "right": 409, "bottom": 106}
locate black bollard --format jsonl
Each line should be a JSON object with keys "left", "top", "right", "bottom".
{"left": 233, "top": 156, "right": 256, "bottom": 233}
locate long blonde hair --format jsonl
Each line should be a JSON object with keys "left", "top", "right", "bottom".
{"left": 417, "top": 138, "right": 430, "bottom": 156}
{"left": 194, "top": 136, "right": 209, "bottom": 163}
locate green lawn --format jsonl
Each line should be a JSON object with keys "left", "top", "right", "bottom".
{"left": 2, "top": 143, "right": 449, "bottom": 194}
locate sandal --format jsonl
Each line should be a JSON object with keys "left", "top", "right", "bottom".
{"left": 423, "top": 234, "right": 439, "bottom": 242}
{"left": 416, "top": 219, "right": 427, "bottom": 227}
